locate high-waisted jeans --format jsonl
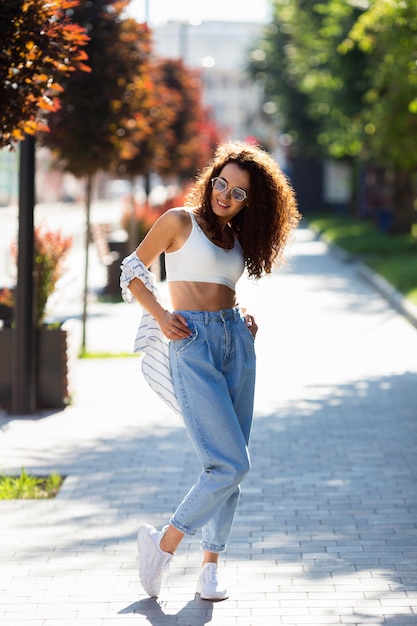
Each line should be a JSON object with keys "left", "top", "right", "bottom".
{"left": 168, "top": 308, "right": 256, "bottom": 553}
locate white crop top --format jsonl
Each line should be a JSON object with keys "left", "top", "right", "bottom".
{"left": 165, "top": 210, "right": 244, "bottom": 290}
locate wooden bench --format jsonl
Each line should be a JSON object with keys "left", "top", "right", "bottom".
{"left": 90, "top": 224, "right": 119, "bottom": 266}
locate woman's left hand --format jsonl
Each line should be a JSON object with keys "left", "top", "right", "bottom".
{"left": 244, "top": 313, "right": 258, "bottom": 339}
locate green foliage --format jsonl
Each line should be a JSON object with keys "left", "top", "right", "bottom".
{"left": 310, "top": 214, "right": 416, "bottom": 255}
{"left": 0, "top": 469, "right": 64, "bottom": 499}
{"left": 248, "top": 12, "right": 322, "bottom": 155}
{"left": 249, "top": 0, "right": 417, "bottom": 232}
{"left": 250, "top": 0, "right": 417, "bottom": 168}
{"left": 345, "top": 0, "right": 417, "bottom": 170}
{"left": 368, "top": 255, "right": 417, "bottom": 305}
{"left": 308, "top": 212, "right": 417, "bottom": 305}
{"left": 79, "top": 350, "right": 138, "bottom": 358}
{"left": 248, "top": 0, "right": 370, "bottom": 157}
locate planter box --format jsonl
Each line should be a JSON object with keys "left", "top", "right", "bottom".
{"left": 0, "top": 303, "right": 13, "bottom": 328}
{"left": 0, "top": 325, "right": 73, "bottom": 411}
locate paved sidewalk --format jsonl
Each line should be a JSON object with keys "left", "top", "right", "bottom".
{"left": 1, "top": 227, "right": 417, "bottom": 625}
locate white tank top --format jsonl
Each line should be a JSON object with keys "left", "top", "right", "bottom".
{"left": 165, "top": 210, "right": 244, "bottom": 290}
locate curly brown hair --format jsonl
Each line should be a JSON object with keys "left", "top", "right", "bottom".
{"left": 185, "top": 140, "right": 300, "bottom": 279}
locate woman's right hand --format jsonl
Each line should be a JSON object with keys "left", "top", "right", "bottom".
{"left": 159, "top": 310, "right": 191, "bottom": 340}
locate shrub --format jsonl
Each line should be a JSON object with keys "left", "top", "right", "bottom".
{"left": 0, "top": 469, "right": 64, "bottom": 499}
{"left": 33, "top": 226, "right": 72, "bottom": 325}
{"left": 0, "top": 225, "right": 72, "bottom": 327}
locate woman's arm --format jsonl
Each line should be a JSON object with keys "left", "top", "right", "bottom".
{"left": 127, "top": 277, "right": 190, "bottom": 339}
{"left": 127, "top": 209, "right": 191, "bottom": 339}
{"left": 134, "top": 208, "right": 189, "bottom": 267}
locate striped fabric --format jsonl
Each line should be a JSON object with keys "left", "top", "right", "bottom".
{"left": 120, "top": 252, "right": 181, "bottom": 416}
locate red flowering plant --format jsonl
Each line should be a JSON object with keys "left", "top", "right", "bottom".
{"left": 0, "top": 226, "right": 72, "bottom": 327}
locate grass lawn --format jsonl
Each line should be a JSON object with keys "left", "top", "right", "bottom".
{"left": 79, "top": 350, "right": 138, "bottom": 359}
{"left": 306, "top": 213, "right": 417, "bottom": 306}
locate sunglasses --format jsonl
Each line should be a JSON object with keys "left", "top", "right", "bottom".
{"left": 211, "top": 177, "right": 248, "bottom": 203}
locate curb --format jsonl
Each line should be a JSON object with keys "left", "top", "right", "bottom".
{"left": 356, "top": 262, "right": 417, "bottom": 330}
{"left": 310, "top": 225, "right": 417, "bottom": 331}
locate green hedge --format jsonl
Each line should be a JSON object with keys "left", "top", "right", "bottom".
{"left": 306, "top": 214, "right": 417, "bottom": 306}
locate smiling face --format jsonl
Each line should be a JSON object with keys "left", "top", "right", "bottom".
{"left": 210, "top": 162, "right": 250, "bottom": 227}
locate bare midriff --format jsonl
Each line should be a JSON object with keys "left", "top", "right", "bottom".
{"left": 168, "top": 281, "right": 238, "bottom": 312}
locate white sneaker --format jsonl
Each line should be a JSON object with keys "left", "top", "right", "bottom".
{"left": 196, "top": 563, "right": 229, "bottom": 601}
{"left": 137, "top": 524, "right": 173, "bottom": 597}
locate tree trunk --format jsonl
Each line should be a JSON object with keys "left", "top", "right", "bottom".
{"left": 128, "top": 176, "right": 137, "bottom": 251}
{"left": 81, "top": 174, "right": 93, "bottom": 352}
{"left": 390, "top": 168, "right": 415, "bottom": 234}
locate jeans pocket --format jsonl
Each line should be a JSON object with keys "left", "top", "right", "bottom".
{"left": 172, "top": 321, "right": 199, "bottom": 354}
{"left": 240, "top": 318, "right": 255, "bottom": 343}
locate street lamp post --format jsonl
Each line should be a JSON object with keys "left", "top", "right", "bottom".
{"left": 179, "top": 18, "right": 202, "bottom": 64}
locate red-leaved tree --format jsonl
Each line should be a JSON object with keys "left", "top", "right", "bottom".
{"left": 0, "top": 0, "right": 90, "bottom": 148}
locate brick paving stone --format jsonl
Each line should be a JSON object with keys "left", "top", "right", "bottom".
{"left": 1, "top": 227, "right": 417, "bottom": 625}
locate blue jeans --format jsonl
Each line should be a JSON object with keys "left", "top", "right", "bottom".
{"left": 168, "top": 308, "right": 256, "bottom": 553}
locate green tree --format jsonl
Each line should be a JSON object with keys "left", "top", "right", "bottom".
{"left": 248, "top": 2, "right": 325, "bottom": 156}
{"left": 249, "top": 0, "right": 417, "bottom": 233}
{"left": 342, "top": 0, "right": 417, "bottom": 232}
{"left": 249, "top": 0, "right": 370, "bottom": 156}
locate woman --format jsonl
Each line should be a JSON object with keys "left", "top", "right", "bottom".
{"left": 121, "top": 140, "right": 299, "bottom": 601}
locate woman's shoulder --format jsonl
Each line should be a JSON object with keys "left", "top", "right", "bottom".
{"left": 160, "top": 207, "right": 193, "bottom": 229}
{"left": 154, "top": 208, "right": 194, "bottom": 252}
{"left": 161, "top": 206, "right": 191, "bottom": 219}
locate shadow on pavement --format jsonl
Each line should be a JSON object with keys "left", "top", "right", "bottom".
{"left": 2, "top": 364, "right": 416, "bottom": 624}
{"left": 119, "top": 596, "right": 213, "bottom": 625}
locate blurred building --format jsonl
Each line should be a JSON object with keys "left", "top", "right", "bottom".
{"left": 151, "top": 20, "right": 276, "bottom": 148}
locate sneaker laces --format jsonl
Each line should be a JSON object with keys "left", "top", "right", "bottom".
{"left": 204, "top": 563, "right": 219, "bottom": 585}
{"left": 157, "top": 552, "right": 172, "bottom": 583}
{"left": 156, "top": 527, "right": 173, "bottom": 578}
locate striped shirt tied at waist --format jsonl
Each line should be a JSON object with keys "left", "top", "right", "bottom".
{"left": 120, "top": 252, "right": 181, "bottom": 416}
